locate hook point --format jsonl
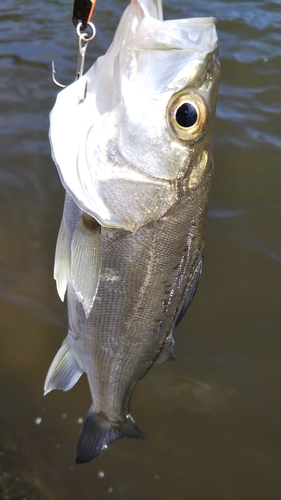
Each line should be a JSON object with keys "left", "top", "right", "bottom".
{"left": 51, "top": 61, "right": 67, "bottom": 89}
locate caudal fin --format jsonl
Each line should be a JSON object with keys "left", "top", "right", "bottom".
{"left": 76, "top": 407, "right": 147, "bottom": 463}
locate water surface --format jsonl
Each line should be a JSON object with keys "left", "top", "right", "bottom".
{"left": 0, "top": 0, "right": 280, "bottom": 498}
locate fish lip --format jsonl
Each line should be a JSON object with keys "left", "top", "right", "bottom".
{"left": 134, "top": 15, "right": 218, "bottom": 52}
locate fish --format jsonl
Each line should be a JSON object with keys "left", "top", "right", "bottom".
{"left": 45, "top": 0, "right": 220, "bottom": 463}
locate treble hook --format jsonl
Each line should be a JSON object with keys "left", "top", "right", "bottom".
{"left": 52, "top": 21, "right": 96, "bottom": 88}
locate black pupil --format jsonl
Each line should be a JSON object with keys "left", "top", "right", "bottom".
{"left": 176, "top": 103, "right": 197, "bottom": 128}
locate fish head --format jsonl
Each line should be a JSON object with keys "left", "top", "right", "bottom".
{"left": 50, "top": 0, "right": 220, "bottom": 232}
{"left": 117, "top": 14, "right": 220, "bottom": 181}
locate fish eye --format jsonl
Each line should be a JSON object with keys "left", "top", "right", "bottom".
{"left": 167, "top": 93, "right": 208, "bottom": 141}
{"left": 176, "top": 103, "right": 197, "bottom": 128}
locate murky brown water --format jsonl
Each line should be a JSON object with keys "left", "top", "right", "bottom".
{"left": 0, "top": 0, "right": 280, "bottom": 498}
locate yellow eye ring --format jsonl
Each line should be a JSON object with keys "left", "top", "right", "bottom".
{"left": 167, "top": 93, "right": 208, "bottom": 141}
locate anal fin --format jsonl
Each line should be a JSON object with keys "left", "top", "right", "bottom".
{"left": 76, "top": 407, "right": 147, "bottom": 463}
{"left": 44, "top": 341, "right": 83, "bottom": 395}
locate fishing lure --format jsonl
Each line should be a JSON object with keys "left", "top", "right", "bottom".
{"left": 52, "top": 0, "right": 96, "bottom": 88}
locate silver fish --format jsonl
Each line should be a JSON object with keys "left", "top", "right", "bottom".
{"left": 45, "top": 0, "right": 220, "bottom": 463}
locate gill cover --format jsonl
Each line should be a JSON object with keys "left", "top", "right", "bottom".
{"left": 49, "top": 0, "right": 218, "bottom": 232}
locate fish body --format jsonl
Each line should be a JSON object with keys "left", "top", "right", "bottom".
{"left": 46, "top": 0, "right": 220, "bottom": 463}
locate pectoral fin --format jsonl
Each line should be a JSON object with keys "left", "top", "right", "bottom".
{"left": 44, "top": 341, "right": 83, "bottom": 395}
{"left": 54, "top": 218, "right": 69, "bottom": 301}
{"left": 71, "top": 215, "right": 101, "bottom": 318}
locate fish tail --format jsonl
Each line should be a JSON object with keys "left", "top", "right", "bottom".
{"left": 75, "top": 406, "right": 147, "bottom": 463}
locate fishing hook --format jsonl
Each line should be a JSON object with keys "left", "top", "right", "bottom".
{"left": 52, "top": 21, "right": 96, "bottom": 88}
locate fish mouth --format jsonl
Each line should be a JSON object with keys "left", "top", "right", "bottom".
{"left": 134, "top": 16, "right": 218, "bottom": 53}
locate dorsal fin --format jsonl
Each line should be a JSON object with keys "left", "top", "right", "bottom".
{"left": 152, "top": 333, "right": 175, "bottom": 368}
{"left": 175, "top": 257, "right": 203, "bottom": 326}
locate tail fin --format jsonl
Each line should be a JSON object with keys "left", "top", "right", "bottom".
{"left": 76, "top": 406, "right": 147, "bottom": 463}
